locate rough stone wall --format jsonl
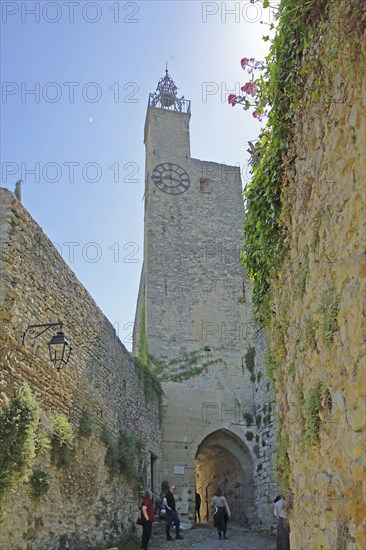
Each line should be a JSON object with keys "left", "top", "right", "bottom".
{"left": 134, "top": 105, "right": 276, "bottom": 530}
{"left": 269, "top": 4, "right": 366, "bottom": 549}
{"left": 0, "top": 188, "right": 162, "bottom": 550}
{"left": 251, "top": 328, "right": 277, "bottom": 531}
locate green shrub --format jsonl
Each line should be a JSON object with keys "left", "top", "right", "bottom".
{"left": 101, "top": 425, "right": 146, "bottom": 485}
{"left": 79, "top": 410, "right": 93, "bottom": 437}
{"left": 14, "top": 179, "right": 22, "bottom": 201}
{"left": 245, "top": 431, "right": 254, "bottom": 441}
{"left": 0, "top": 383, "right": 40, "bottom": 498}
{"left": 30, "top": 467, "right": 51, "bottom": 498}
{"left": 51, "top": 414, "right": 74, "bottom": 469}
{"left": 100, "top": 425, "right": 114, "bottom": 446}
{"left": 117, "top": 428, "right": 139, "bottom": 477}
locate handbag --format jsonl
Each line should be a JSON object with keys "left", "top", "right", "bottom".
{"left": 136, "top": 517, "right": 142, "bottom": 525}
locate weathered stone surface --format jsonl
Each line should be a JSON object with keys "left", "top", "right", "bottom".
{"left": 0, "top": 188, "right": 163, "bottom": 549}
{"left": 268, "top": 2, "right": 366, "bottom": 549}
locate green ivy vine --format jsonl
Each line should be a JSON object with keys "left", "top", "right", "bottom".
{"left": 242, "top": 0, "right": 333, "bottom": 325}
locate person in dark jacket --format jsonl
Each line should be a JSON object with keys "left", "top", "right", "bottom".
{"left": 163, "top": 485, "right": 183, "bottom": 541}
{"left": 140, "top": 489, "right": 154, "bottom": 550}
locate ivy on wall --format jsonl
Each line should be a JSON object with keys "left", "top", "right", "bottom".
{"left": 100, "top": 425, "right": 146, "bottom": 495}
{"left": 150, "top": 349, "right": 226, "bottom": 383}
{"left": 138, "top": 301, "right": 148, "bottom": 366}
{"left": 232, "top": 0, "right": 360, "bottom": 499}
{"left": 241, "top": 0, "right": 336, "bottom": 325}
{"left": 135, "top": 300, "right": 164, "bottom": 421}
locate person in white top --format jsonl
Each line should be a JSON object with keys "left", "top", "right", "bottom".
{"left": 273, "top": 495, "right": 290, "bottom": 550}
{"left": 211, "top": 487, "right": 231, "bottom": 539}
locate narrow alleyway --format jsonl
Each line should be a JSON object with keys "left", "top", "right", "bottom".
{"left": 148, "top": 523, "right": 276, "bottom": 550}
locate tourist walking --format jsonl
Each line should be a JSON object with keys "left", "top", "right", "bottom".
{"left": 163, "top": 485, "right": 184, "bottom": 540}
{"left": 140, "top": 489, "right": 154, "bottom": 550}
{"left": 211, "top": 487, "right": 231, "bottom": 539}
{"left": 273, "top": 495, "right": 290, "bottom": 550}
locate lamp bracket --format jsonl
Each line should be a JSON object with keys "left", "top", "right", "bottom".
{"left": 22, "top": 322, "right": 63, "bottom": 346}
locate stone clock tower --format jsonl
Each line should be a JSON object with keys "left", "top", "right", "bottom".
{"left": 133, "top": 71, "right": 275, "bottom": 529}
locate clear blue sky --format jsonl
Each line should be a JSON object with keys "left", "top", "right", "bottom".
{"left": 1, "top": 1, "right": 275, "bottom": 350}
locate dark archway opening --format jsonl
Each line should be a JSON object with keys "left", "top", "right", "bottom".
{"left": 195, "top": 429, "right": 254, "bottom": 527}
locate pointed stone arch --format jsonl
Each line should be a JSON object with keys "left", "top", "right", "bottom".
{"left": 194, "top": 427, "right": 255, "bottom": 527}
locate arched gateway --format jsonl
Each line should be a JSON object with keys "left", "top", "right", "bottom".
{"left": 195, "top": 429, "right": 254, "bottom": 526}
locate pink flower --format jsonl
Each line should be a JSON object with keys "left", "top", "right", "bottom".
{"left": 241, "top": 58, "right": 249, "bottom": 69}
{"left": 228, "top": 94, "right": 237, "bottom": 106}
{"left": 241, "top": 81, "right": 257, "bottom": 96}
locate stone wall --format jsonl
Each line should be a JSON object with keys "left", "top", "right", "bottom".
{"left": 269, "top": 3, "right": 365, "bottom": 548}
{"left": 0, "top": 188, "right": 163, "bottom": 550}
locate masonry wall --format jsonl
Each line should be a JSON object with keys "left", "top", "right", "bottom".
{"left": 268, "top": 4, "right": 366, "bottom": 548}
{"left": 0, "top": 188, "right": 163, "bottom": 550}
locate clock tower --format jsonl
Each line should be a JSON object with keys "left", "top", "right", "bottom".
{"left": 133, "top": 71, "right": 275, "bottom": 529}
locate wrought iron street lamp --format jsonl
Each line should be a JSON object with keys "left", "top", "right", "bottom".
{"left": 22, "top": 322, "right": 72, "bottom": 371}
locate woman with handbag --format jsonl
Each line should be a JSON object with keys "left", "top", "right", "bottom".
{"left": 211, "top": 487, "right": 231, "bottom": 540}
{"left": 140, "top": 489, "right": 154, "bottom": 550}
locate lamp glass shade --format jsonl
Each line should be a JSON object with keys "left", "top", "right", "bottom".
{"left": 48, "top": 331, "right": 71, "bottom": 368}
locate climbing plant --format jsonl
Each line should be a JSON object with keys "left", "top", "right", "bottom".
{"left": 230, "top": 0, "right": 335, "bottom": 324}
{"left": 138, "top": 301, "right": 148, "bottom": 366}
{"left": 152, "top": 349, "right": 225, "bottom": 383}
{"left": 101, "top": 424, "right": 146, "bottom": 491}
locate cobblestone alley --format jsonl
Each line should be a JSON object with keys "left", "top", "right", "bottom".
{"left": 147, "top": 524, "right": 276, "bottom": 550}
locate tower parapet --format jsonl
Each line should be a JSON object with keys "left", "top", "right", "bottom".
{"left": 147, "top": 69, "right": 191, "bottom": 113}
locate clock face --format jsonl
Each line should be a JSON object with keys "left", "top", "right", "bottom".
{"left": 152, "top": 163, "right": 190, "bottom": 195}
